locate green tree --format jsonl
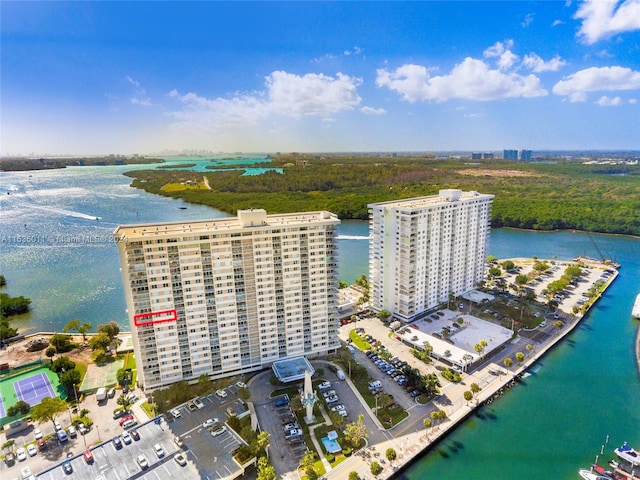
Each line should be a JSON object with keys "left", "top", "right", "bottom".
{"left": 45, "top": 346, "right": 57, "bottom": 359}
{"left": 117, "top": 393, "right": 132, "bottom": 410}
{"left": 515, "top": 274, "right": 528, "bottom": 287}
{"left": 348, "top": 472, "right": 360, "bottom": 480}
{"left": 378, "top": 309, "right": 391, "bottom": 323}
{"left": 49, "top": 333, "right": 72, "bottom": 352}
{"left": 470, "top": 383, "right": 481, "bottom": 395}
{"left": 63, "top": 319, "right": 80, "bottom": 334}
{"left": 31, "top": 397, "right": 68, "bottom": 430}
{"left": 344, "top": 414, "right": 369, "bottom": 448}
{"left": 488, "top": 267, "right": 501, "bottom": 279}
{"left": 117, "top": 368, "right": 131, "bottom": 387}
{"left": 60, "top": 369, "right": 82, "bottom": 398}
{"left": 7, "top": 400, "right": 31, "bottom": 417}
{"left": 370, "top": 461, "right": 382, "bottom": 476}
{"left": 463, "top": 390, "right": 473, "bottom": 404}
{"left": 423, "top": 417, "right": 431, "bottom": 435}
{"left": 300, "top": 450, "right": 317, "bottom": 479}
{"left": 386, "top": 448, "right": 397, "bottom": 462}
{"left": 504, "top": 358, "right": 513, "bottom": 369}
{"left": 501, "top": 260, "right": 515, "bottom": 271}
{"left": 0, "top": 275, "right": 5, "bottom": 288}
{"left": 90, "top": 332, "right": 111, "bottom": 352}
{"left": 97, "top": 321, "right": 120, "bottom": 341}
{"left": 554, "top": 320, "right": 564, "bottom": 328}
{"left": 257, "top": 456, "right": 276, "bottom": 480}
{"left": 515, "top": 352, "right": 525, "bottom": 364}
{"left": 338, "top": 280, "right": 348, "bottom": 289}
{"left": 329, "top": 411, "right": 345, "bottom": 429}
{"left": 77, "top": 322, "right": 93, "bottom": 343}
{"left": 254, "top": 431, "right": 270, "bottom": 457}
{"left": 50, "top": 356, "right": 76, "bottom": 374}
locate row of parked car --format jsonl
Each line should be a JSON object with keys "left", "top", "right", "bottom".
{"left": 365, "top": 350, "right": 410, "bottom": 387}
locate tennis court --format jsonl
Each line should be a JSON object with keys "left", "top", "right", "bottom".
{"left": 0, "top": 367, "right": 65, "bottom": 421}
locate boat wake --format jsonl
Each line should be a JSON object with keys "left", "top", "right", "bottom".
{"left": 27, "top": 204, "right": 100, "bottom": 221}
{"left": 336, "top": 235, "right": 371, "bottom": 240}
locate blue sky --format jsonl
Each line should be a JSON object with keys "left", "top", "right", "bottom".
{"left": 2, "top": 1, "right": 639, "bottom": 155}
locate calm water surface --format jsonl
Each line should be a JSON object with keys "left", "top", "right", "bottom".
{"left": 1, "top": 166, "right": 638, "bottom": 478}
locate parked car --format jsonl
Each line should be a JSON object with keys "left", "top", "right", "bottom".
{"left": 78, "top": 423, "right": 89, "bottom": 435}
{"left": 211, "top": 425, "right": 227, "bottom": 437}
{"left": 170, "top": 409, "right": 182, "bottom": 419}
{"left": 122, "top": 419, "right": 137, "bottom": 429}
{"left": 154, "top": 443, "right": 164, "bottom": 457}
{"left": 16, "top": 447, "right": 27, "bottom": 461}
{"left": 325, "top": 394, "right": 339, "bottom": 403}
{"left": 202, "top": 418, "right": 219, "bottom": 428}
{"left": 137, "top": 454, "right": 148, "bottom": 469}
{"left": 107, "top": 387, "right": 116, "bottom": 398}
{"left": 68, "top": 425, "right": 77, "bottom": 438}
{"left": 54, "top": 420, "right": 62, "bottom": 431}
{"left": 112, "top": 436, "right": 123, "bottom": 449}
{"left": 322, "top": 390, "right": 336, "bottom": 398}
{"left": 113, "top": 409, "right": 131, "bottom": 419}
{"left": 27, "top": 444, "right": 37, "bottom": 457}
{"left": 122, "top": 430, "right": 132, "bottom": 444}
{"left": 56, "top": 430, "right": 68, "bottom": 442}
{"left": 130, "top": 429, "right": 140, "bottom": 441}
{"left": 33, "top": 428, "right": 43, "bottom": 440}
{"left": 175, "top": 453, "right": 187, "bottom": 466}
{"left": 84, "top": 450, "right": 94, "bottom": 463}
{"left": 317, "top": 381, "right": 331, "bottom": 390}
{"left": 119, "top": 414, "right": 134, "bottom": 426}
{"left": 194, "top": 398, "right": 205, "bottom": 410}
{"left": 37, "top": 439, "right": 47, "bottom": 451}
{"left": 215, "top": 389, "right": 227, "bottom": 398}
{"left": 236, "top": 381, "right": 247, "bottom": 389}
{"left": 62, "top": 460, "right": 72, "bottom": 474}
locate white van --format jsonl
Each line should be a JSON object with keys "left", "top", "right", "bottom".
{"left": 336, "top": 369, "right": 345, "bottom": 380}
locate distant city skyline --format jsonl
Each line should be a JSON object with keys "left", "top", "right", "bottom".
{"left": 2, "top": 1, "right": 639, "bottom": 156}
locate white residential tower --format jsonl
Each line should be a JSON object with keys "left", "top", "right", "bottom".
{"left": 368, "top": 189, "right": 493, "bottom": 322}
{"left": 114, "top": 209, "right": 340, "bottom": 391}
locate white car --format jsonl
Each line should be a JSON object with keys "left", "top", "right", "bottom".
{"left": 202, "top": 418, "right": 219, "bottom": 428}
{"left": 215, "top": 389, "right": 227, "bottom": 398}
{"left": 137, "top": 454, "right": 148, "bottom": 469}
{"left": 54, "top": 420, "right": 62, "bottom": 431}
{"left": 330, "top": 404, "right": 346, "bottom": 412}
{"left": 322, "top": 390, "right": 336, "bottom": 398}
{"left": 236, "top": 381, "right": 247, "bottom": 389}
{"left": 27, "top": 443, "right": 37, "bottom": 457}
{"left": 16, "top": 447, "right": 27, "bottom": 461}
{"left": 317, "top": 381, "right": 331, "bottom": 390}
{"left": 211, "top": 425, "right": 227, "bottom": 437}
{"left": 122, "top": 430, "right": 132, "bottom": 444}
{"left": 194, "top": 398, "right": 205, "bottom": 409}
{"left": 175, "top": 453, "right": 187, "bottom": 466}
{"left": 33, "top": 428, "right": 43, "bottom": 440}
{"left": 154, "top": 443, "right": 164, "bottom": 457}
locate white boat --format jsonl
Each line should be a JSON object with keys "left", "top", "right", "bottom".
{"left": 614, "top": 442, "right": 640, "bottom": 467}
{"left": 632, "top": 293, "right": 640, "bottom": 319}
{"left": 578, "top": 469, "right": 610, "bottom": 480}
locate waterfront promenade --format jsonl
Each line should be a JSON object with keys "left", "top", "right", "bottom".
{"left": 323, "top": 260, "right": 621, "bottom": 480}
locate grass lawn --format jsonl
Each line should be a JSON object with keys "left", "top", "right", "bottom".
{"left": 349, "top": 330, "right": 371, "bottom": 351}
{"left": 160, "top": 182, "right": 208, "bottom": 192}
{"left": 376, "top": 405, "right": 409, "bottom": 427}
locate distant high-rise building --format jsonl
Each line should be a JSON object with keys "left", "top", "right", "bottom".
{"left": 483, "top": 152, "right": 494, "bottom": 159}
{"left": 368, "top": 189, "right": 494, "bottom": 322}
{"left": 504, "top": 149, "right": 518, "bottom": 160}
{"left": 115, "top": 209, "right": 340, "bottom": 391}
{"left": 520, "top": 149, "right": 532, "bottom": 161}
{"left": 471, "top": 152, "right": 482, "bottom": 160}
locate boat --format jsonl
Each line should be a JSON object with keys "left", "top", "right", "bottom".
{"left": 614, "top": 442, "right": 640, "bottom": 467}
{"left": 632, "top": 293, "right": 640, "bottom": 319}
{"left": 591, "top": 463, "right": 624, "bottom": 480}
{"left": 579, "top": 469, "right": 611, "bottom": 480}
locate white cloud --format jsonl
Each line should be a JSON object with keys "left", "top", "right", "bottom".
{"left": 552, "top": 66, "right": 640, "bottom": 101}
{"left": 575, "top": 0, "right": 640, "bottom": 44}
{"left": 522, "top": 53, "right": 567, "bottom": 72}
{"left": 360, "top": 106, "right": 386, "bottom": 115}
{"left": 595, "top": 95, "right": 622, "bottom": 106}
{"left": 629, "top": 98, "right": 638, "bottom": 104}
{"left": 126, "top": 75, "right": 152, "bottom": 106}
{"left": 167, "top": 70, "right": 363, "bottom": 131}
{"left": 522, "top": 13, "right": 535, "bottom": 27}
{"left": 552, "top": 19, "right": 564, "bottom": 27}
{"left": 266, "top": 71, "right": 362, "bottom": 117}
{"left": 483, "top": 40, "right": 519, "bottom": 70}
{"left": 344, "top": 46, "right": 363, "bottom": 56}
{"left": 376, "top": 58, "right": 547, "bottom": 102}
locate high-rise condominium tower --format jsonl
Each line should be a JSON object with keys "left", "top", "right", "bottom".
{"left": 368, "top": 189, "right": 493, "bottom": 322}
{"left": 114, "top": 209, "right": 340, "bottom": 391}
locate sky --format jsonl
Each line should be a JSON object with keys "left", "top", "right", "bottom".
{"left": 1, "top": 1, "right": 640, "bottom": 156}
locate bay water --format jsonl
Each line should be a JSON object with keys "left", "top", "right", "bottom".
{"left": 1, "top": 165, "right": 638, "bottom": 478}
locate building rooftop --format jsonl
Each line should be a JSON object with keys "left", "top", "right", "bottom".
{"left": 114, "top": 209, "right": 339, "bottom": 240}
{"left": 271, "top": 357, "right": 315, "bottom": 383}
{"left": 368, "top": 189, "right": 493, "bottom": 210}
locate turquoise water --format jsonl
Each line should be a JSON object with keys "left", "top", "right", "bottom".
{"left": 1, "top": 166, "right": 638, "bottom": 478}
{"left": 154, "top": 155, "right": 282, "bottom": 175}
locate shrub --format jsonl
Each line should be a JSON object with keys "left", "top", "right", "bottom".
{"left": 342, "top": 447, "right": 352, "bottom": 456}
{"left": 326, "top": 453, "right": 335, "bottom": 462}
{"left": 370, "top": 461, "right": 382, "bottom": 476}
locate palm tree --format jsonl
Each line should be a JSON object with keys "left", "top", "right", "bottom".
{"left": 423, "top": 417, "right": 432, "bottom": 437}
